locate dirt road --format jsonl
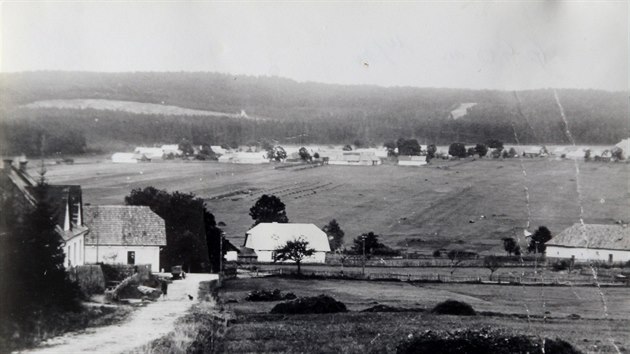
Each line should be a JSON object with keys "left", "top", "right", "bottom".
{"left": 22, "top": 273, "right": 216, "bottom": 354}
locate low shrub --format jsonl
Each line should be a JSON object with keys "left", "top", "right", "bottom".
{"left": 551, "top": 260, "right": 572, "bottom": 271}
{"left": 68, "top": 265, "right": 106, "bottom": 295}
{"left": 270, "top": 294, "right": 347, "bottom": 314}
{"left": 396, "top": 328, "right": 581, "bottom": 354}
{"left": 431, "top": 300, "right": 476, "bottom": 316}
{"left": 245, "top": 289, "right": 296, "bottom": 302}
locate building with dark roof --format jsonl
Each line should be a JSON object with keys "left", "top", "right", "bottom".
{"left": 1, "top": 159, "right": 167, "bottom": 270}
{"left": 546, "top": 223, "right": 630, "bottom": 263}
{"left": 1, "top": 159, "right": 89, "bottom": 267}
{"left": 83, "top": 205, "right": 166, "bottom": 271}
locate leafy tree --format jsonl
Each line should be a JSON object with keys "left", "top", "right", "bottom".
{"left": 475, "top": 143, "right": 488, "bottom": 158}
{"left": 448, "top": 143, "right": 467, "bottom": 158}
{"left": 501, "top": 237, "right": 521, "bottom": 256}
{"left": 276, "top": 146, "right": 288, "bottom": 161}
{"left": 501, "top": 149, "right": 509, "bottom": 158}
{"left": 274, "top": 238, "right": 315, "bottom": 275}
{"left": 467, "top": 147, "right": 476, "bottom": 157}
{"left": 397, "top": 138, "right": 422, "bottom": 156}
{"left": 0, "top": 180, "right": 82, "bottom": 341}
{"left": 323, "top": 219, "right": 345, "bottom": 251}
{"left": 249, "top": 194, "right": 289, "bottom": 226}
{"left": 611, "top": 147, "right": 624, "bottom": 160}
{"left": 313, "top": 152, "right": 320, "bottom": 159}
{"left": 178, "top": 138, "right": 194, "bottom": 157}
{"left": 125, "top": 187, "right": 221, "bottom": 272}
{"left": 342, "top": 144, "right": 353, "bottom": 151}
{"left": 298, "top": 147, "right": 311, "bottom": 161}
{"left": 351, "top": 232, "right": 398, "bottom": 258}
{"left": 195, "top": 145, "right": 217, "bottom": 160}
{"left": 267, "top": 146, "right": 287, "bottom": 162}
{"left": 508, "top": 147, "right": 518, "bottom": 158}
{"left": 484, "top": 256, "right": 502, "bottom": 280}
{"left": 426, "top": 144, "right": 437, "bottom": 160}
{"left": 384, "top": 140, "right": 397, "bottom": 156}
{"left": 353, "top": 139, "right": 364, "bottom": 148}
{"left": 584, "top": 149, "right": 591, "bottom": 161}
{"left": 486, "top": 139, "right": 504, "bottom": 150}
{"left": 447, "top": 250, "right": 465, "bottom": 275}
{"left": 528, "top": 226, "right": 552, "bottom": 254}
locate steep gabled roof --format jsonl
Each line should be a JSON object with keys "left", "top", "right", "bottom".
{"left": 548, "top": 223, "right": 630, "bottom": 250}
{"left": 83, "top": 205, "right": 166, "bottom": 246}
{"left": 245, "top": 223, "right": 331, "bottom": 252}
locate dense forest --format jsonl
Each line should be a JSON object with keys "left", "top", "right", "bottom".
{"left": 0, "top": 72, "right": 627, "bottom": 155}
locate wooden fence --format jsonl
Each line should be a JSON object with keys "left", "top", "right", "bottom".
{"left": 251, "top": 268, "right": 626, "bottom": 287}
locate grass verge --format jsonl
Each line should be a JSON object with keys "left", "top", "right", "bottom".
{"left": 1, "top": 305, "right": 132, "bottom": 353}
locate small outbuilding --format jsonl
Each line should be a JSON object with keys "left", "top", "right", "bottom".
{"left": 546, "top": 223, "right": 630, "bottom": 264}
{"left": 243, "top": 223, "right": 331, "bottom": 263}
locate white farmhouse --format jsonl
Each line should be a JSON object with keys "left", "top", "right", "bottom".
{"left": 111, "top": 152, "right": 138, "bottom": 163}
{"left": 244, "top": 223, "right": 331, "bottom": 263}
{"left": 83, "top": 205, "right": 167, "bottom": 271}
{"left": 134, "top": 147, "right": 165, "bottom": 160}
{"left": 322, "top": 151, "right": 381, "bottom": 166}
{"left": 211, "top": 145, "right": 227, "bottom": 155}
{"left": 546, "top": 223, "right": 630, "bottom": 264}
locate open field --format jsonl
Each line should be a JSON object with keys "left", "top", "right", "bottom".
{"left": 41, "top": 156, "right": 630, "bottom": 254}
{"left": 21, "top": 99, "right": 262, "bottom": 119}
{"left": 219, "top": 277, "right": 629, "bottom": 353}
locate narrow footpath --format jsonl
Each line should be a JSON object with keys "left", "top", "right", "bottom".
{"left": 21, "top": 273, "right": 215, "bottom": 354}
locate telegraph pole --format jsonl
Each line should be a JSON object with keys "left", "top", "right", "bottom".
{"left": 362, "top": 235, "right": 366, "bottom": 277}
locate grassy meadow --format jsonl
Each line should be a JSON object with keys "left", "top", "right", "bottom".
{"left": 218, "top": 277, "right": 629, "bottom": 353}
{"left": 41, "top": 156, "right": 630, "bottom": 254}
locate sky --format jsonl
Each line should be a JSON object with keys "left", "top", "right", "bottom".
{"left": 1, "top": 1, "right": 628, "bottom": 91}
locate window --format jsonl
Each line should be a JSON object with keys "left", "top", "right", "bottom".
{"left": 127, "top": 251, "right": 136, "bottom": 265}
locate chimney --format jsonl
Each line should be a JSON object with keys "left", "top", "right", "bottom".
{"left": 19, "top": 161, "right": 28, "bottom": 172}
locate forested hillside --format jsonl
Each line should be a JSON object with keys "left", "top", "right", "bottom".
{"left": 0, "top": 72, "right": 627, "bottom": 155}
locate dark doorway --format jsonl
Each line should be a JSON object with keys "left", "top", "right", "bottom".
{"left": 127, "top": 251, "right": 136, "bottom": 265}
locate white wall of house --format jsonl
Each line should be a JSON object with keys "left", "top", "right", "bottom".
{"left": 547, "top": 246, "right": 630, "bottom": 263}
{"left": 84, "top": 245, "right": 161, "bottom": 271}
{"left": 254, "top": 250, "right": 327, "bottom": 263}
{"left": 64, "top": 235, "right": 85, "bottom": 268}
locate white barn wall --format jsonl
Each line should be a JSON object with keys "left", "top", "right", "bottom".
{"left": 85, "top": 245, "right": 161, "bottom": 271}
{"left": 254, "top": 250, "right": 327, "bottom": 263}
{"left": 547, "top": 246, "right": 630, "bottom": 263}
{"left": 65, "top": 235, "right": 85, "bottom": 268}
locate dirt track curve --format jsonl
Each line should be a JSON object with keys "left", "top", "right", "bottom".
{"left": 21, "top": 273, "right": 215, "bottom": 354}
